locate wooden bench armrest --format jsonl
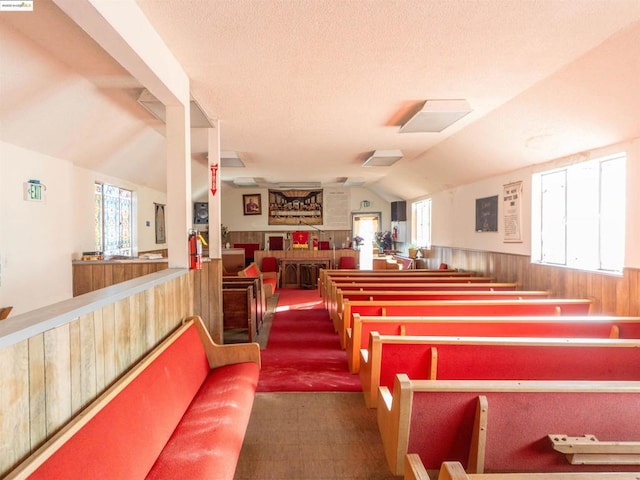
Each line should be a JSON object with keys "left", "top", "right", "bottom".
{"left": 405, "top": 454, "right": 432, "bottom": 480}
{"left": 189, "top": 316, "right": 261, "bottom": 368}
{"left": 378, "top": 386, "right": 393, "bottom": 411}
{"left": 468, "top": 396, "right": 488, "bottom": 473}
{"left": 548, "top": 434, "right": 640, "bottom": 465}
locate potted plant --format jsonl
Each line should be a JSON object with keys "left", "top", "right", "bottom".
{"left": 407, "top": 244, "right": 418, "bottom": 259}
{"left": 374, "top": 231, "right": 393, "bottom": 253}
{"left": 221, "top": 224, "right": 229, "bottom": 248}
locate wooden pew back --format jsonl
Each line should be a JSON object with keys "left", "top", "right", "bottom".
{"left": 339, "top": 298, "right": 593, "bottom": 348}
{"left": 347, "top": 314, "right": 640, "bottom": 373}
{"left": 333, "top": 290, "right": 548, "bottom": 331}
{"left": 379, "top": 376, "right": 640, "bottom": 476}
{"left": 360, "top": 333, "right": 640, "bottom": 407}
{"left": 405, "top": 459, "right": 640, "bottom": 480}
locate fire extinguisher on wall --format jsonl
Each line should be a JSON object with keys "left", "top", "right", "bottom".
{"left": 189, "top": 229, "right": 203, "bottom": 270}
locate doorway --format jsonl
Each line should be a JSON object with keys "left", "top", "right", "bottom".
{"left": 352, "top": 212, "right": 381, "bottom": 270}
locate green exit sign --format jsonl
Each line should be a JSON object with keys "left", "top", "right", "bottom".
{"left": 24, "top": 181, "right": 46, "bottom": 202}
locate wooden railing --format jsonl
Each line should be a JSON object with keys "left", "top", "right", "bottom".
{"left": 0, "top": 269, "right": 192, "bottom": 477}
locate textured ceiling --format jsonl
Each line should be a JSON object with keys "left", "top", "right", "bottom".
{"left": 1, "top": 0, "right": 639, "bottom": 200}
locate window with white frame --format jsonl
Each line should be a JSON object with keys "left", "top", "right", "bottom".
{"left": 412, "top": 198, "right": 432, "bottom": 248}
{"left": 531, "top": 153, "right": 626, "bottom": 273}
{"left": 94, "top": 182, "right": 134, "bottom": 257}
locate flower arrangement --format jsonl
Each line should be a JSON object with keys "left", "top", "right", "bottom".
{"left": 220, "top": 224, "right": 229, "bottom": 241}
{"left": 353, "top": 235, "right": 364, "bottom": 246}
{"left": 375, "top": 231, "right": 393, "bottom": 251}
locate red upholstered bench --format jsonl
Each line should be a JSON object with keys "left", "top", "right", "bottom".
{"left": 240, "top": 262, "right": 278, "bottom": 297}
{"left": 346, "top": 313, "right": 640, "bottom": 374}
{"left": 379, "top": 375, "right": 640, "bottom": 476}
{"left": 332, "top": 289, "right": 548, "bottom": 337}
{"left": 6, "top": 316, "right": 260, "bottom": 480}
{"left": 338, "top": 298, "right": 593, "bottom": 348}
{"left": 360, "top": 332, "right": 640, "bottom": 407}
{"left": 415, "top": 461, "right": 640, "bottom": 480}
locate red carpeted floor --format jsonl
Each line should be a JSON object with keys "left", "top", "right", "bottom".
{"left": 257, "top": 289, "right": 362, "bottom": 392}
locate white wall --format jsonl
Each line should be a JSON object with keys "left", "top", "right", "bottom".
{"left": 425, "top": 137, "right": 640, "bottom": 268}
{"left": 219, "top": 185, "right": 392, "bottom": 233}
{"left": 0, "top": 141, "right": 167, "bottom": 315}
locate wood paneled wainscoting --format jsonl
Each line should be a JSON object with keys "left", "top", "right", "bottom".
{"left": 0, "top": 269, "right": 193, "bottom": 478}
{"left": 427, "top": 246, "right": 640, "bottom": 315}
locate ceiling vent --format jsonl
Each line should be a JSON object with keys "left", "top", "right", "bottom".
{"left": 137, "top": 89, "right": 214, "bottom": 128}
{"left": 400, "top": 99, "right": 472, "bottom": 133}
{"left": 363, "top": 150, "right": 403, "bottom": 167}
{"left": 276, "top": 182, "right": 322, "bottom": 189}
{"left": 344, "top": 177, "right": 366, "bottom": 187}
{"left": 233, "top": 177, "right": 258, "bottom": 187}
{"left": 221, "top": 151, "right": 245, "bottom": 168}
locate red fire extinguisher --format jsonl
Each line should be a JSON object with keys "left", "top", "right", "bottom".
{"left": 189, "top": 230, "right": 202, "bottom": 270}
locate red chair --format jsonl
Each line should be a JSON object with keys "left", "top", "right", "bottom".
{"left": 268, "top": 236, "right": 284, "bottom": 250}
{"left": 338, "top": 256, "right": 357, "bottom": 269}
{"left": 319, "top": 241, "right": 330, "bottom": 250}
{"left": 261, "top": 257, "right": 281, "bottom": 287}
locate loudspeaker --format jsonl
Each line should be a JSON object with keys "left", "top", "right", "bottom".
{"left": 391, "top": 201, "right": 406, "bottom": 221}
{"left": 194, "top": 202, "right": 208, "bottom": 224}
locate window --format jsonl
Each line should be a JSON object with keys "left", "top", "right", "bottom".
{"left": 532, "top": 153, "right": 626, "bottom": 273}
{"left": 412, "top": 198, "right": 432, "bottom": 248}
{"left": 94, "top": 183, "right": 133, "bottom": 256}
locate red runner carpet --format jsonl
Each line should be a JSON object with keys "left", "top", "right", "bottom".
{"left": 257, "top": 289, "right": 362, "bottom": 392}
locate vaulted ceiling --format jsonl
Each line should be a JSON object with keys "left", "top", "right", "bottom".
{"left": 1, "top": 1, "right": 639, "bottom": 201}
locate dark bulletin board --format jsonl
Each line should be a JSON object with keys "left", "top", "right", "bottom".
{"left": 475, "top": 195, "right": 498, "bottom": 232}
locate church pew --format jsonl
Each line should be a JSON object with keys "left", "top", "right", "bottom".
{"left": 406, "top": 459, "right": 640, "bottom": 480}
{"left": 322, "top": 274, "right": 493, "bottom": 305}
{"left": 319, "top": 268, "right": 461, "bottom": 298}
{"left": 331, "top": 289, "right": 548, "bottom": 332}
{"left": 347, "top": 313, "right": 640, "bottom": 374}
{"left": 378, "top": 375, "right": 640, "bottom": 476}
{"left": 222, "top": 287, "right": 257, "bottom": 342}
{"left": 338, "top": 298, "right": 593, "bottom": 348}
{"left": 360, "top": 333, "right": 640, "bottom": 407}
{"left": 223, "top": 276, "right": 265, "bottom": 329}
{"left": 319, "top": 268, "right": 475, "bottom": 302}
{"left": 328, "top": 282, "right": 518, "bottom": 318}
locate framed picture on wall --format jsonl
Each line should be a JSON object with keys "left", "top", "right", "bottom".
{"left": 243, "top": 194, "right": 262, "bottom": 215}
{"left": 154, "top": 203, "right": 166, "bottom": 244}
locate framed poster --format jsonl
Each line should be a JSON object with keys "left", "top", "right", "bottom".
{"left": 154, "top": 203, "right": 166, "bottom": 244}
{"left": 243, "top": 194, "right": 262, "bottom": 215}
{"left": 503, "top": 181, "right": 523, "bottom": 242}
{"left": 268, "top": 189, "right": 323, "bottom": 226}
{"left": 475, "top": 195, "right": 498, "bottom": 232}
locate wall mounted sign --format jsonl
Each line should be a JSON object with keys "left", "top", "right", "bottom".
{"left": 24, "top": 180, "right": 46, "bottom": 202}
{"left": 268, "top": 189, "right": 323, "bottom": 226}
{"left": 475, "top": 195, "right": 498, "bottom": 232}
{"left": 503, "top": 181, "right": 523, "bottom": 242}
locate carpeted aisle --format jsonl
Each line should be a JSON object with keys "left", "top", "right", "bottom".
{"left": 257, "top": 288, "right": 362, "bottom": 392}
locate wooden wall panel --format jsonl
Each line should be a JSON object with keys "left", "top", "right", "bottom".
{"left": 431, "top": 246, "right": 640, "bottom": 315}
{"left": 0, "top": 341, "right": 29, "bottom": 471}
{"left": 72, "top": 261, "right": 169, "bottom": 296}
{"left": 28, "top": 335, "right": 46, "bottom": 451}
{"left": 0, "top": 271, "right": 192, "bottom": 476}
